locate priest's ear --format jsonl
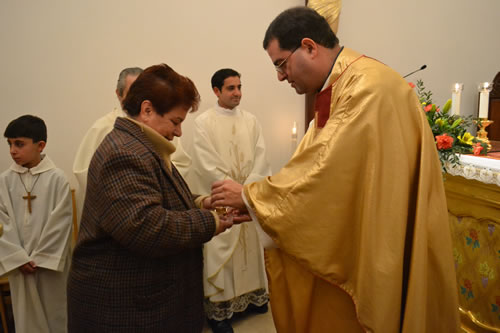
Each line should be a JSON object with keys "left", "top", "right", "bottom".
{"left": 36, "top": 140, "right": 46, "bottom": 152}
{"left": 301, "top": 38, "right": 318, "bottom": 58}
{"left": 213, "top": 87, "right": 222, "bottom": 98}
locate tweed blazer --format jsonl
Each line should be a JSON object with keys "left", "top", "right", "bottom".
{"left": 68, "top": 117, "right": 216, "bottom": 333}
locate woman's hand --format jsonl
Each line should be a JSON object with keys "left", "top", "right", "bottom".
{"left": 215, "top": 213, "right": 234, "bottom": 235}
{"left": 202, "top": 196, "right": 213, "bottom": 210}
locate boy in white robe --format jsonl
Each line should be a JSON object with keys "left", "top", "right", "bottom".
{"left": 188, "top": 69, "right": 270, "bottom": 333}
{"left": 0, "top": 115, "right": 72, "bottom": 333}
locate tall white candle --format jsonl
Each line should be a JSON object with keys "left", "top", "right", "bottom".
{"left": 451, "top": 83, "right": 463, "bottom": 116}
{"left": 478, "top": 82, "right": 492, "bottom": 119}
{"left": 478, "top": 91, "right": 489, "bottom": 118}
{"left": 291, "top": 121, "right": 298, "bottom": 153}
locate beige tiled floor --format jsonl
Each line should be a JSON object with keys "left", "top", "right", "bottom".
{"left": 203, "top": 309, "right": 277, "bottom": 333}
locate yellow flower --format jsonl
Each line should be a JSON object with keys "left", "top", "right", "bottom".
{"left": 458, "top": 132, "right": 474, "bottom": 145}
{"left": 435, "top": 118, "right": 445, "bottom": 127}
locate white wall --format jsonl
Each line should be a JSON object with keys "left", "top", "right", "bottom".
{"left": 1, "top": 0, "right": 499, "bottom": 186}
{"left": 0, "top": 0, "right": 304, "bottom": 186}
{"left": 337, "top": 0, "right": 500, "bottom": 119}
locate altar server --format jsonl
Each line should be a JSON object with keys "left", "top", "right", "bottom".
{"left": 189, "top": 69, "right": 271, "bottom": 333}
{"left": 1, "top": 115, "right": 72, "bottom": 333}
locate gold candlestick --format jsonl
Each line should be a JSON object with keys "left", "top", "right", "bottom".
{"left": 474, "top": 118, "right": 494, "bottom": 151}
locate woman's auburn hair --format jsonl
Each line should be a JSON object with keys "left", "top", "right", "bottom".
{"left": 123, "top": 63, "right": 200, "bottom": 116}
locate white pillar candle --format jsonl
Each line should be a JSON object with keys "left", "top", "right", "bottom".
{"left": 291, "top": 121, "right": 298, "bottom": 153}
{"left": 451, "top": 83, "right": 463, "bottom": 116}
{"left": 478, "top": 91, "right": 489, "bottom": 118}
{"left": 478, "top": 82, "right": 492, "bottom": 119}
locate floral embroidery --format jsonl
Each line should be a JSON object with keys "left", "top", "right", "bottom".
{"left": 479, "top": 262, "right": 495, "bottom": 288}
{"left": 453, "top": 248, "right": 463, "bottom": 268}
{"left": 465, "top": 229, "right": 480, "bottom": 249}
{"left": 487, "top": 224, "right": 495, "bottom": 236}
{"left": 460, "top": 279, "right": 474, "bottom": 300}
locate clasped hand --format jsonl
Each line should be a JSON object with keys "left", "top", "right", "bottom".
{"left": 19, "top": 261, "right": 37, "bottom": 275}
{"left": 202, "top": 179, "right": 252, "bottom": 234}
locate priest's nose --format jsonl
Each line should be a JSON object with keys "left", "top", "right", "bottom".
{"left": 277, "top": 71, "right": 287, "bottom": 81}
{"left": 175, "top": 126, "right": 182, "bottom": 137}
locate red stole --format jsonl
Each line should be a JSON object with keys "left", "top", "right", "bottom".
{"left": 314, "top": 85, "right": 332, "bottom": 128}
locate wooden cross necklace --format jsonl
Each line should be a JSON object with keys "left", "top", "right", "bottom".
{"left": 19, "top": 173, "right": 41, "bottom": 214}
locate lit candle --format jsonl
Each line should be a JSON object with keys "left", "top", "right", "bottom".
{"left": 451, "top": 83, "right": 463, "bottom": 116}
{"left": 478, "top": 82, "right": 492, "bottom": 119}
{"left": 291, "top": 121, "right": 298, "bottom": 152}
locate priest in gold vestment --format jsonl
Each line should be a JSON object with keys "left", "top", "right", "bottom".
{"left": 211, "top": 7, "right": 460, "bottom": 333}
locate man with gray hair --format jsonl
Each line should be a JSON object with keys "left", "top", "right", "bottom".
{"left": 73, "top": 67, "right": 192, "bottom": 224}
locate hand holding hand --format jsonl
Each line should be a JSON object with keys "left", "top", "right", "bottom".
{"left": 230, "top": 209, "right": 252, "bottom": 224}
{"left": 211, "top": 180, "right": 246, "bottom": 210}
{"left": 202, "top": 196, "right": 213, "bottom": 210}
{"left": 215, "top": 210, "right": 234, "bottom": 235}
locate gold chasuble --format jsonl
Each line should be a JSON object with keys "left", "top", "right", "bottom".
{"left": 244, "top": 48, "right": 459, "bottom": 332}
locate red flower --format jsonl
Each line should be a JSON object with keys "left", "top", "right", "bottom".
{"left": 473, "top": 142, "right": 483, "bottom": 156}
{"left": 436, "top": 134, "right": 454, "bottom": 150}
{"left": 409, "top": 82, "right": 416, "bottom": 88}
{"left": 464, "top": 279, "right": 472, "bottom": 290}
{"left": 469, "top": 229, "right": 478, "bottom": 241}
{"left": 424, "top": 104, "right": 433, "bottom": 112}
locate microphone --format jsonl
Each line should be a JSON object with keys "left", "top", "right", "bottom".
{"left": 403, "top": 65, "right": 427, "bottom": 79}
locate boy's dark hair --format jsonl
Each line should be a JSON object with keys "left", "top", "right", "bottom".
{"left": 263, "top": 6, "right": 339, "bottom": 51}
{"left": 4, "top": 115, "right": 47, "bottom": 142}
{"left": 211, "top": 68, "right": 241, "bottom": 91}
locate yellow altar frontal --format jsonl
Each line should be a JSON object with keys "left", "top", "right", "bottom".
{"left": 445, "top": 154, "right": 500, "bottom": 332}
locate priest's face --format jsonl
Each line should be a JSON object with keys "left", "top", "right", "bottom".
{"left": 7, "top": 137, "right": 45, "bottom": 168}
{"left": 266, "top": 39, "right": 311, "bottom": 95}
{"left": 214, "top": 76, "right": 242, "bottom": 110}
{"left": 138, "top": 102, "right": 188, "bottom": 140}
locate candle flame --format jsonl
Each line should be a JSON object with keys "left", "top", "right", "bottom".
{"left": 479, "top": 82, "right": 492, "bottom": 92}
{"left": 452, "top": 83, "right": 463, "bottom": 93}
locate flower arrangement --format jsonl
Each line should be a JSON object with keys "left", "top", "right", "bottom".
{"left": 411, "top": 80, "right": 488, "bottom": 172}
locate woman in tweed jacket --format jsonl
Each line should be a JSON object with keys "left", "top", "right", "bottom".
{"left": 67, "top": 64, "right": 232, "bottom": 332}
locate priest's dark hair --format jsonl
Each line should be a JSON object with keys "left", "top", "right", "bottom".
{"left": 263, "top": 6, "right": 339, "bottom": 51}
{"left": 123, "top": 63, "right": 200, "bottom": 117}
{"left": 4, "top": 114, "right": 47, "bottom": 142}
{"left": 211, "top": 68, "right": 241, "bottom": 91}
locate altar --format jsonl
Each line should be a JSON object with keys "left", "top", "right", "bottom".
{"left": 444, "top": 148, "right": 500, "bottom": 332}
